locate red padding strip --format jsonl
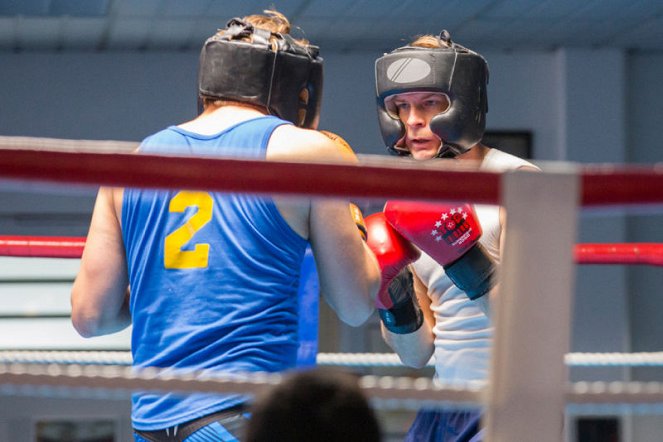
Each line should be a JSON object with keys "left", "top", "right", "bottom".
{"left": 2, "top": 235, "right": 663, "bottom": 267}
{"left": 0, "top": 235, "right": 85, "bottom": 258}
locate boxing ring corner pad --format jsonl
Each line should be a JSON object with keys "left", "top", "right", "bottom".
{"left": 484, "top": 167, "right": 580, "bottom": 442}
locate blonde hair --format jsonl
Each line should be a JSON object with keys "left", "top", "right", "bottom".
{"left": 243, "top": 9, "right": 291, "bottom": 34}
{"left": 214, "top": 9, "right": 308, "bottom": 46}
{"left": 409, "top": 34, "right": 450, "bottom": 49}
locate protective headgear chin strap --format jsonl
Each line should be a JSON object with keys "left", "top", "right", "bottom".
{"left": 375, "top": 30, "right": 489, "bottom": 158}
{"left": 197, "top": 18, "right": 323, "bottom": 128}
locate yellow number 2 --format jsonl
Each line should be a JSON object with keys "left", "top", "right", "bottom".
{"left": 164, "top": 191, "right": 213, "bottom": 269}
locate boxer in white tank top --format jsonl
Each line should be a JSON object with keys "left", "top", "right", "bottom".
{"left": 412, "top": 148, "right": 537, "bottom": 385}
{"left": 375, "top": 31, "right": 539, "bottom": 441}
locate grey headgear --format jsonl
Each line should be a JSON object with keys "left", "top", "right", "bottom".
{"left": 375, "top": 30, "right": 489, "bottom": 158}
{"left": 198, "top": 18, "right": 323, "bottom": 128}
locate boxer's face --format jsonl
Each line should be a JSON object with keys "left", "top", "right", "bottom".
{"left": 385, "top": 92, "right": 449, "bottom": 160}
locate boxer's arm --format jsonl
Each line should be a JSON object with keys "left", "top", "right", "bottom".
{"left": 478, "top": 164, "right": 540, "bottom": 315}
{"left": 71, "top": 187, "right": 131, "bottom": 337}
{"left": 268, "top": 127, "right": 380, "bottom": 326}
{"left": 475, "top": 206, "right": 507, "bottom": 315}
{"left": 309, "top": 200, "right": 380, "bottom": 327}
{"left": 381, "top": 270, "right": 435, "bottom": 368}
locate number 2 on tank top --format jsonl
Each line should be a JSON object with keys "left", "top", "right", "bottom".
{"left": 164, "top": 191, "right": 213, "bottom": 269}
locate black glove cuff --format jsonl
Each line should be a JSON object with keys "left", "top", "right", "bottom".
{"left": 378, "top": 296, "right": 424, "bottom": 334}
{"left": 444, "top": 243, "right": 496, "bottom": 300}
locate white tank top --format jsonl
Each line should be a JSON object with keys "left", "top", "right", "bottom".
{"left": 411, "top": 148, "right": 536, "bottom": 384}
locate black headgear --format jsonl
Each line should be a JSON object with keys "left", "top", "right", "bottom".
{"left": 198, "top": 18, "right": 323, "bottom": 128}
{"left": 375, "top": 30, "right": 489, "bottom": 158}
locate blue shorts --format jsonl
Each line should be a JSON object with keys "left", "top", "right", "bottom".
{"left": 404, "top": 409, "right": 483, "bottom": 442}
{"left": 133, "top": 407, "right": 249, "bottom": 442}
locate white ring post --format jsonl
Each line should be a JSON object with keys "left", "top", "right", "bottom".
{"left": 485, "top": 167, "right": 580, "bottom": 441}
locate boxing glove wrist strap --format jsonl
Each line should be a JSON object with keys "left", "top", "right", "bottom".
{"left": 378, "top": 296, "right": 424, "bottom": 334}
{"left": 377, "top": 269, "right": 424, "bottom": 334}
{"left": 444, "top": 243, "right": 496, "bottom": 300}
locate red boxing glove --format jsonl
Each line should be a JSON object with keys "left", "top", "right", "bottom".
{"left": 365, "top": 213, "right": 423, "bottom": 334}
{"left": 384, "top": 201, "right": 495, "bottom": 300}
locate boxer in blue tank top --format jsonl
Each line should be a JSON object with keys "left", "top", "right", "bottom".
{"left": 126, "top": 116, "right": 306, "bottom": 431}
{"left": 71, "top": 10, "right": 380, "bottom": 441}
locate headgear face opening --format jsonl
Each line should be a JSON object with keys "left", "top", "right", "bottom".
{"left": 198, "top": 18, "right": 323, "bottom": 128}
{"left": 375, "top": 30, "right": 489, "bottom": 158}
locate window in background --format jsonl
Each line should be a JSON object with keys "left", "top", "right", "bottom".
{"left": 483, "top": 130, "right": 533, "bottom": 159}
{"left": 35, "top": 419, "right": 116, "bottom": 442}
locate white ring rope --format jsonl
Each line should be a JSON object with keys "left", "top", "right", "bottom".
{"left": 0, "top": 362, "right": 483, "bottom": 411}
{"left": 565, "top": 351, "right": 663, "bottom": 367}
{"left": 2, "top": 350, "right": 663, "bottom": 368}
{"left": 1, "top": 361, "right": 663, "bottom": 415}
{"left": 0, "top": 351, "right": 133, "bottom": 366}
{"left": 321, "top": 352, "right": 663, "bottom": 368}
{"left": 567, "top": 381, "right": 663, "bottom": 415}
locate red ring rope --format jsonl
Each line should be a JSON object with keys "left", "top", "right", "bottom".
{"left": 0, "top": 148, "right": 501, "bottom": 204}
{"left": 581, "top": 167, "right": 663, "bottom": 207}
{"left": 574, "top": 243, "right": 663, "bottom": 266}
{"left": 2, "top": 141, "right": 663, "bottom": 207}
{"left": 0, "top": 236, "right": 85, "bottom": 258}
{"left": 2, "top": 235, "right": 663, "bottom": 266}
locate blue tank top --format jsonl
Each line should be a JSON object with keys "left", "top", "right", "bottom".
{"left": 122, "top": 116, "right": 308, "bottom": 430}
